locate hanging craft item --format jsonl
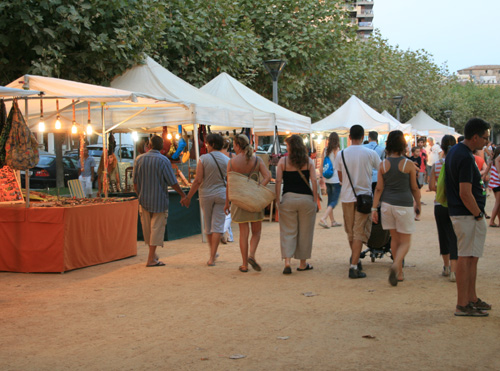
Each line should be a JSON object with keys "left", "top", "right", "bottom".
{"left": 4, "top": 100, "right": 39, "bottom": 170}
{"left": 0, "top": 165, "right": 23, "bottom": 202}
{"left": 0, "top": 99, "right": 9, "bottom": 167}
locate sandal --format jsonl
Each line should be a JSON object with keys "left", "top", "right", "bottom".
{"left": 489, "top": 224, "right": 499, "bottom": 228}
{"left": 297, "top": 263, "right": 314, "bottom": 271}
{"left": 331, "top": 221, "right": 342, "bottom": 227}
{"left": 283, "top": 266, "right": 292, "bottom": 274}
{"left": 319, "top": 220, "right": 330, "bottom": 229}
{"left": 239, "top": 266, "right": 248, "bottom": 273}
{"left": 248, "top": 257, "right": 262, "bottom": 271}
{"left": 454, "top": 304, "right": 488, "bottom": 317}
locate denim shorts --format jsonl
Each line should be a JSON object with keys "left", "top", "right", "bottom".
{"left": 326, "top": 183, "right": 341, "bottom": 208}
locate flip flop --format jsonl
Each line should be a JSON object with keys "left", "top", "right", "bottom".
{"left": 207, "top": 261, "right": 215, "bottom": 266}
{"left": 489, "top": 224, "right": 499, "bottom": 228}
{"left": 146, "top": 261, "right": 165, "bottom": 267}
{"left": 239, "top": 265, "right": 248, "bottom": 273}
{"left": 331, "top": 221, "right": 342, "bottom": 227}
{"left": 318, "top": 220, "right": 330, "bottom": 229}
{"left": 297, "top": 263, "right": 313, "bottom": 271}
{"left": 248, "top": 257, "right": 262, "bottom": 271}
{"left": 283, "top": 266, "right": 292, "bottom": 274}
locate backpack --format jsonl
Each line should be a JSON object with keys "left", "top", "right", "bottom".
{"left": 323, "top": 155, "right": 334, "bottom": 179}
{"left": 435, "top": 160, "right": 447, "bottom": 207}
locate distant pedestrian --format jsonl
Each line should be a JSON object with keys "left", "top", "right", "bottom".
{"left": 318, "top": 132, "right": 341, "bottom": 228}
{"left": 487, "top": 147, "right": 500, "bottom": 227}
{"left": 363, "top": 130, "right": 385, "bottom": 192}
{"left": 334, "top": 125, "right": 380, "bottom": 279}
{"left": 372, "top": 130, "right": 421, "bottom": 286}
{"left": 425, "top": 136, "right": 441, "bottom": 190}
{"left": 445, "top": 118, "right": 491, "bottom": 316}
{"left": 78, "top": 147, "right": 95, "bottom": 198}
{"left": 429, "top": 135, "right": 458, "bottom": 282}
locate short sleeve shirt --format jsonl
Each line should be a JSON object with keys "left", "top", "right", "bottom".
{"left": 133, "top": 150, "right": 178, "bottom": 213}
{"left": 445, "top": 142, "right": 486, "bottom": 216}
{"left": 82, "top": 156, "right": 95, "bottom": 177}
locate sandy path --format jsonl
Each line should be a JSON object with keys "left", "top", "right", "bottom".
{"left": 1, "top": 191, "right": 499, "bottom": 370}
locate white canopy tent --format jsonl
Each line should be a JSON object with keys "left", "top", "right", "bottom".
{"left": 0, "top": 86, "right": 42, "bottom": 97}
{"left": 200, "top": 72, "right": 311, "bottom": 135}
{"left": 312, "top": 95, "right": 392, "bottom": 135}
{"left": 406, "top": 111, "right": 459, "bottom": 141}
{"left": 110, "top": 56, "right": 254, "bottom": 130}
{"left": 6, "top": 75, "right": 186, "bottom": 133}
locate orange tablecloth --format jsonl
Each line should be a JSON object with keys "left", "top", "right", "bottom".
{"left": 0, "top": 200, "right": 138, "bottom": 273}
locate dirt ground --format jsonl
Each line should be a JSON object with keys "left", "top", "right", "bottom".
{"left": 1, "top": 191, "right": 500, "bottom": 370}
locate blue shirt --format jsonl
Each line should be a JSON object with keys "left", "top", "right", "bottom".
{"left": 363, "top": 141, "right": 385, "bottom": 183}
{"left": 133, "top": 150, "right": 178, "bottom": 213}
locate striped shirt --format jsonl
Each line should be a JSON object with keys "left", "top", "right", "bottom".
{"left": 133, "top": 150, "right": 178, "bottom": 213}
{"left": 489, "top": 165, "right": 500, "bottom": 189}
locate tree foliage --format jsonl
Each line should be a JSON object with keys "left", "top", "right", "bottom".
{"left": 0, "top": 0, "right": 167, "bottom": 85}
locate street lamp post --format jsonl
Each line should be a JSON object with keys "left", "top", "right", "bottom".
{"left": 393, "top": 95, "right": 404, "bottom": 122}
{"left": 263, "top": 59, "right": 287, "bottom": 104}
{"left": 444, "top": 110, "right": 452, "bottom": 127}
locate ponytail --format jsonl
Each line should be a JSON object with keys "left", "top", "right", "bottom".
{"left": 235, "top": 134, "right": 253, "bottom": 161}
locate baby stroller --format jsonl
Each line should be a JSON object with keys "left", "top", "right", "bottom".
{"left": 360, "top": 209, "right": 393, "bottom": 262}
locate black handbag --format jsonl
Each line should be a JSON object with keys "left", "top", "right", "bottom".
{"left": 341, "top": 151, "right": 373, "bottom": 214}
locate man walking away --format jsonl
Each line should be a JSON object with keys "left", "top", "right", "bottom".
{"left": 334, "top": 125, "right": 380, "bottom": 279}
{"left": 133, "top": 135, "right": 187, "bottom": 267}
{"left": 445, "top": 118, "right": 491, "bottom": 316}
{"left": 363, "top": 131, "right": 385, "bottom": 193}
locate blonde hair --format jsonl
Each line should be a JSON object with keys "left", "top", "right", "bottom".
{"left": 234, "top": 134, "right": 253, "bottom": 160}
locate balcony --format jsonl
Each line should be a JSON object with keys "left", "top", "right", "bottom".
{"left": 357, "top": 21, "right": 374, "bottom": 30}
{"left": 356, "top": 0, "right": 374, "bottom": 5}
{"left": 357, "top": 10, "right": 374, "bottom": 18}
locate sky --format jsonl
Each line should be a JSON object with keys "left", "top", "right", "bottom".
{"left": 373, "top": 0, "right": 500, "bottom": 74}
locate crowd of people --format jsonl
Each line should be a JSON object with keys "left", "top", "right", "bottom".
{"left": 132, "top": 119, "right": 496, "bottom": 317}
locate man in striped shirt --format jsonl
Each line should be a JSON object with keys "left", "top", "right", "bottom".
{"left": 133, "top": 135, "right": 187, "bottom": 267}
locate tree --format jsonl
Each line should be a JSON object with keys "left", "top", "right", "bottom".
{"left": 0, "top": 0, "right": 167, "bottom": 86}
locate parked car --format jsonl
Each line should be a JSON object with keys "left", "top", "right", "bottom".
{"left": 20, "top": 155, "right": 80, "bottom": 189}
{"left": 256, "top": 143, "right": 287, "bottom": 155}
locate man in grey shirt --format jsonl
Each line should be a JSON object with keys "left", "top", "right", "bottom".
{"left": 78, "top": 148, "right": 95, "bottom": 198}
{"left": 133, "top": 135, "right": 187, "bottom": 267}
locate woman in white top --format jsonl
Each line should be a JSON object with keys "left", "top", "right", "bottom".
{"left": 318, "top": 132, "right": 342, "bottom": 228}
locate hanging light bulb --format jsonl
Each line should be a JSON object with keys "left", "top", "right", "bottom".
{"left": 175, "top": 133, "right": 180, "bottom": 140}
{"left": 131, "top": 131, "right": 139, "bottom": 142}
{"left": 167, "top": 133, "right": 172, "bottom": 140}
{"left": 38, "top": 98, "right": 45, "bottom": 132}
{"left": 54, "top": 100, "right": 61, "bottom": 129}
{"left": 285, "top": 131, "right": 290, "bottom": 135}
{"left": 86, "top": 124, "right": 93, "bottom": 136}
{"left": 71, "top": 100, "right": 77, "bottom": 134}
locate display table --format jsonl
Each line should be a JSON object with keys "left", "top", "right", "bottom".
{"left": 0, "top": 200, "right": 138, "bottom": 273}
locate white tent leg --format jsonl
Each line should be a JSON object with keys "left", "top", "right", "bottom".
{"left": 193, "top": 121, "right": 205, "bottom": 243}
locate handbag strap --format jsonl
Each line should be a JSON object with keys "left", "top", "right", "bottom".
{"left": 341, "top": 150, "right": 358, "bottom": 198}
{"left": 209, "top": 152, "right": 226, "bottom": 187}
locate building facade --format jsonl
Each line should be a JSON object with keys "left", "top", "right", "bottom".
{"left": 344, "top": 0, "right": 374, "bottom": 39}
{"left": 457, "top": 65, "right": 500, "bottom": 84}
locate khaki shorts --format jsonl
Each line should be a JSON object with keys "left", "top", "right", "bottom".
{"left": 381, "top": 202, "right": 415, "bottom": 234}
{"left": 139, "top": 205, "right": 168, "bottom": 247}
{"left": 450, "top": 215, "right": 487, "bottom": 258}
{"left": 342, "top": 202, "right": 372, "bottom": 243}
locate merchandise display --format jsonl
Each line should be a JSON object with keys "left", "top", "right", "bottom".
{"left": 0, "top": 165, "right": 23, "bottom": 203}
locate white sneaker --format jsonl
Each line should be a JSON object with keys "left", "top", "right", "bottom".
{"left": 442, "top": 266, "right": 450, "bottom": 277}
{"left": 449, "top": 272, "right": 456, "bottom": 282}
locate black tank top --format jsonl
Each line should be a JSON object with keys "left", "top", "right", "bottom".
{"left": 282, "top": 158, "right": 313, "bottom": 196}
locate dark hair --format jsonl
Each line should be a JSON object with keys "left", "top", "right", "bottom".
{"left": 368, "top": 131, "right": 378, "bottom": 141}
{"left": 385, "top": 130, "right": 406, "bottom": 155}
{"left": 440, "top": 135, "right": 457, "bottom": 155}
{"left": 349, "top": 125, "right": 364, "bottom": 140}
{"left": 285, "top": 135, "right": 308, "bottom": 168}
{"left": 493, "top": 147, "right": 500, "bottom": 161}
{"left": 464, "top": 118, "right": 490, "bottom": 140}
{"left": 457, "top": 135, "right": 465, "bottom": 143}
{"left": 206, "top": 133, "right": 223, "bottom": 151}
{"left": 151, "top": 135, "right": 163, "bottom": 151}
{"left": 411, "top": 146, "right": 420, "bottom": 154}
{"left": 326, "top": 132, "right": 340, "bottom": 156}
{"left": 417, "top": 138, "right": 425, "bottom": 144}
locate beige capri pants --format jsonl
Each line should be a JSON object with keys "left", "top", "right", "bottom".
{"left": 279, "top": 192, "right": 316, "bottom": 260}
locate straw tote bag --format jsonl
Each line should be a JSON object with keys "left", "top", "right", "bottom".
{"left": 228, "top": 157, "right": 275, "bottom": 212}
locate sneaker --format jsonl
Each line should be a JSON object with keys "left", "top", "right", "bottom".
{"left": 454, "top": 303, "right": 489, "bottom": 317}
{"left": 442, "top": 266, "right": 450, "bottom": 277}
{"left": 449, "top": 271, "right": 456, "bottom": 282}
{"left": 470, "top": 298, "right": 492, "bottom": 311}
{"left": 349, "top": 268, "right": 366, "bottom": 279}
{"left": 357, "top": 261, "right": 363, "bottom": 271}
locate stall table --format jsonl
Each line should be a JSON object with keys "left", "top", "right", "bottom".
{"left": 0, "top": 199, "right": 138, "bottom": 273}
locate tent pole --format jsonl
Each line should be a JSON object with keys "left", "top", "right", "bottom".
{"left": 102, "top": 103, "right": 108, "bottom": 198}
{"left": 193, "top": 120, "right": 205, "bottom": 243}
{"left": 24, "top": 96, "right": 30, "bottom": 208}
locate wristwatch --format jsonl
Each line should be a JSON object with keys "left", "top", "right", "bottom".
{"left": 474, "top": 212, "right": 484, "bottom": 220}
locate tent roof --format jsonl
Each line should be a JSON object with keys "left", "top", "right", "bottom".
{"left": 111, "top": 56, "right": 254, "bottom": 128}
{"left": 0, "top": 86, "right": 41, "bottom": 97}
{"left": 312, "top": 95, "right": 392, "bottom": 134}
{"left": 381, "top": 110, "right": 413, "bottom": 134}
{"left": 6, "top": 75, "right": 185, "bottom": 133}
{"left": 406, "top": 110, "right": 456, "bottom": 136}
{"left": 201, "top": 72, "right": 311, "bottom": 134}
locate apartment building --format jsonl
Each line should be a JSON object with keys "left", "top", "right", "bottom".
{"left": 344, "top": 0, "right": 374, "bottom": 39}
{"left": 457, "top": 65, "right": 500, "bottom": 84}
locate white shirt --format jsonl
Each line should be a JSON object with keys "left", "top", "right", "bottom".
{"left": 334, "top": 145, "right": 380, "bottom": 203}
{"left": 324, "top": 150, "right": 340, "bottom": 184}
{"left": 426, "top": 143, "right": 441, "bottom": 166}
